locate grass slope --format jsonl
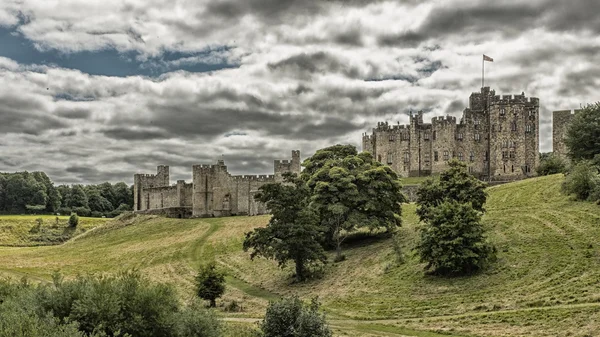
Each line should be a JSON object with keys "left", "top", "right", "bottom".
{"left": 0, "top": 215, "right": 108, "bottom": 246}
{"left": 0, "top": 174, "right": 598, "bottom": 336}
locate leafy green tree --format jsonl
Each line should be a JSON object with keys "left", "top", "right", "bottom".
{"left": 565, "top": 102, "right": 600, "bottom": 161}
{"left": 416, "top": 159, "right": 487, "bottom": 222}
{"left": 260, "top": 296, "right": 332, "bottom": 337}
{"left": 68, "top": 185, "right": 88, "bottom": 209}
{"left": 244, "top": 173, "right": 326, "bottom": 282}
{"left": 537, "top": 153, "right": 568, "bottom": 176}
{"left": 305, "top": 145, "right": 404, "bottom": 254}
{"left": 195, "top": 261, "right": 226, "bottom": 307}
{"left": 88, "top": 191, "right": 114, "bottom": 214}
{"left": 415, "top": 159, "right": 494, "bottom": 276}
{"left": 416, "top": 200, "right": 495, "bottom": 275}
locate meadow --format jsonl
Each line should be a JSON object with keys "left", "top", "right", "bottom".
{"left": 0, "top": 174, "right": 598, "bottom": 336}
{"left": 0, "top": 214, "right": 109, "bottom": 246}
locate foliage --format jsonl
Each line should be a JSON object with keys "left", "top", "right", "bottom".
{"left": 565, "top": 102, "right": 600, "bottom": 162}
{"left": 416, "top": 159, "right": 487, "bottom": 222}
{"left": 195, "top": 261, "right": 226, "bottom": 307}
{"left": 416, "top": 200, "right": 496, "bottom": 275}
{"left": 562, "top": 161, "right": 600, "bottom": 201}
{"left": 244, "top": 173, "right": 327, "bottom": 282}
{"left": 68, "top": 213, "right": 79, "bottom": 228}
{"left": 0, "top": 171, "right": 133, "bottom": 217}
{"left": 537, "top": 153, "right": 568, "bottom": 176}
{"left": 304, "top": 145, "right": 405, "bottom": 254}
{"left": 9, "top": 271, "right": 222, "bottom": 337}
{"left": 415, "top": 159, "right": 494, "bottom": 276}
{"left": 260, "top": 296, "right": 332, "bottom": 337}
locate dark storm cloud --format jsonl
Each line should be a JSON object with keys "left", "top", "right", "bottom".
{"left": 445, "top": 99, "right": 464, "bottom": 114}
{"left": 0, "top": 94, "right": 67, "bottom": 135}
{"left": 558, "top": 68, "right": 600, "bottom": 97}
{"left": 267, "top": 52, "right": 361, "bottom": 79}
{"left": 54, "top": 107, "right": 92, "bottom": 119}
{"left": 61, "top": 165, "right": 132, "bottom": 184}
{"left": 103, "top": 127, "right": 171, "bottom": 141}
{"left": 324, "top": 86, "right": 386, "bottom": 103}
{"left": 376, "top": 0, "right": 600, "bottom": 46}
{"left": 333, "top": 29, "right": 364, "bottom": 47}
{"left": 295, "top": 117, "right": 368, "bottom": 139}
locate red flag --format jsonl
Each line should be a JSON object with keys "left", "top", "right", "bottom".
{"left": 483, "top": 54, "right": 494, "bottom": 62}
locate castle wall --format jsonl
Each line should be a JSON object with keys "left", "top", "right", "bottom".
{"left": 133, "top": 165, "right": 170, "bottom": 211}
{"left": 363, "top": 87, "right": 540, "bottom": 182}
{"left": 552, "top": 110, "right": 579, "bottom": 160}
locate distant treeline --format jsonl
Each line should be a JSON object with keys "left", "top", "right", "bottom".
{"left": 0, "top": 172, "right": 133, "bottom": 218}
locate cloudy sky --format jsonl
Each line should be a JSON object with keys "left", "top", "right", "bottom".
{"left": 0, "top": 0, "right": 598, "bottom": 184}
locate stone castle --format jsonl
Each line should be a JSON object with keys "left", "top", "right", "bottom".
{"left": 133, "top": 151, "right": 301, "bottom": 218}
{"left": 552, "top": 109, "right": 581, "bottom": 160}
{"left": 362, "top": 87, "right": 540, "bottom": 181}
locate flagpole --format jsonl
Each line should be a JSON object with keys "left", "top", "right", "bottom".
{"left": 482, "top": 55, "right": 484, "bottom": 88}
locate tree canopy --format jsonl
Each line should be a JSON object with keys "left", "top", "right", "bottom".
{"left": 243, "top": 173, "right": 327, "bottom": 282}
{"left": 415, "top": 159, "right": 495, "bottom": 276}
{"left": 565, "top": 102, "right": 600, "bottom": 162}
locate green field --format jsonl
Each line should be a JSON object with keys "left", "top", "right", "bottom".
{"left": 0, "top": 215, "right": 109, "bottom": 246}
{"left": 0, "top": 174, "right": 598, "bottom": 336}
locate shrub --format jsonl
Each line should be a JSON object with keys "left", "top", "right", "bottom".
{"left": 71, "top": 207, "right": 91, "bottom": 217}
{"left": 416, "top": 200, "right": 496, "bottom": 276}
{"left": 195, "top": 261, "right": 226, "bottom": 307}
{"left": 537, "top": 153, "right": 568, "bottom": 176}
{"left": 260, "top": 296, "right": 332, "bottom": 337}
{"left": 68, "top": 213, "right": 79, "bottom": 228}
{"left": 562, "top": 161, "right": 600, "bottom": 201}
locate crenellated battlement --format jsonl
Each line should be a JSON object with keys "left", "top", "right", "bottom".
{"left": 432, "top": 115, "right": 457, "bottom": 124}
{"left": 232, "top": 174, "right": 276, "bottom": 181}
{"left": 489, "top": 94, "right": 539, "bottom": 106}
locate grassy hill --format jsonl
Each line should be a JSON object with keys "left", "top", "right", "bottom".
{"left": 0, "top": 174, "right": 598, "bottom": 336}
{"left": 0, "top": 215, "right": 108, "bottom": 246}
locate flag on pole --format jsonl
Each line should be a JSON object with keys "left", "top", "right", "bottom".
{"left": 483, "top": 54, "right": 494, "bottom": 62}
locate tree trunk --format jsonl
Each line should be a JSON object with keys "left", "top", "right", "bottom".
{"left": 295, "top": 258, "right": 304, "bottom": 282}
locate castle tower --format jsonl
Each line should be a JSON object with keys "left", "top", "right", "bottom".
{"left": 133, "top": 165, "right": 170, "bottom": 211}
{"left": 552, "top": 110, "right": 579, "bottom": 160}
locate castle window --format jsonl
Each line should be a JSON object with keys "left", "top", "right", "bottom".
{"left": 457, "top": 133, "right": 463, "bottom": 140}
{"left": 511, "top": 122, "right": 517, "bottom": 131}
{"left": 433, "top": 131, "right": 437, "bottom": 140}
{"left": 424, "top": 132, "right": 430, "bottom": 140}
{"left": 504, "top": 165, "right": 506, "bottom": 173}
{"left": 424, "top": 153, "right": 430, "bottom": 163}
{"left": 511, "top": 165, "right": 514, "bottom": 172}
{"left": 458, "top": 153, "right": 464, "bottom": 161}
{"left": 509, "top": 151, "right": 515, "bottom": 159}
{"left": 500, "top": 108, "right": 506, "bottom": 116}
{"left": 502, "top": 151, "right": 508, "bottom": 159}
{"left": 404, "top": 152, "right": 410, "bottom": 163}
{"left": 470, "top": 152, "right": 474, "bottom": 162}
{"left": 443, "top": 151, "right": 449, "bottom": 161}
{"left": 387, "top": 153, "right": 393, "bottom": 164}
{"left": 434, "top": 151, "right": 439, "bottom": 162}
{"left": 485, "top": 151, "right": 489, "bottom": 161}
{"left": 526, "top": 124, "right": 534, "bottom": 133}
{"left": 389, "top": 134, "right": 395, "bottom": 142}
{"left": 475, "top": 119, "right": 481, "bottom": 125}
{"left": 474, "top": 133, "right": 481, "bottom": 141}
{"left": 468, "top": 166, "right": 474, "bottom": 173}
{"left": 511, "top": 141, "right": 515, "bottom": 148}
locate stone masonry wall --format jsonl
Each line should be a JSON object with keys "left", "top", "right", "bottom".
{"left": 552, "top": 110, "right": 580, "bottom": 160}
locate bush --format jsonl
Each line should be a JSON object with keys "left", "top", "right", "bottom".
{"left": 260, "top": 296, "right": 332, "bottom": 337}
{"left": 30, "top": 271, "right": 221, "bottom": 337}
{"left": 562, "top": 161, "right": 600, "bottom": 201}
{"left": 71, "top": 207, "right": 91, "bottom": 217}
{"left": 416, "top": 200, "right": 496, "bottom": 276}
{"left": 537, "top": 153, "right": 568, "bottom": 176}
{"left": 195, "top": 262, "right": 226, "bottom": 307}
{"left": 68, "top": 213, "right": 79, "bottom": 228}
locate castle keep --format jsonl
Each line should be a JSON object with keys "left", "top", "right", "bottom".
{"left": 133, "top": 151, "right": 301, "bottom": 218}
{"left": 362, "top": 87, "right": 540, "bottom": 181}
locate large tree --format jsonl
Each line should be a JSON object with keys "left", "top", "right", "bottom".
{"left": 416, "top": 159, "right": 487, "bottom": 222}
{"left": 243, "top": 173, "right": 327, "bottom": 282}
{"left": 305, "top": 145, "right": 404, "bottom": 254}
{"left": 565, "top": 102, "right": 600, "bottom": 162}
{"left": 415, "top": 159, "right": 495, "bottom": 276}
